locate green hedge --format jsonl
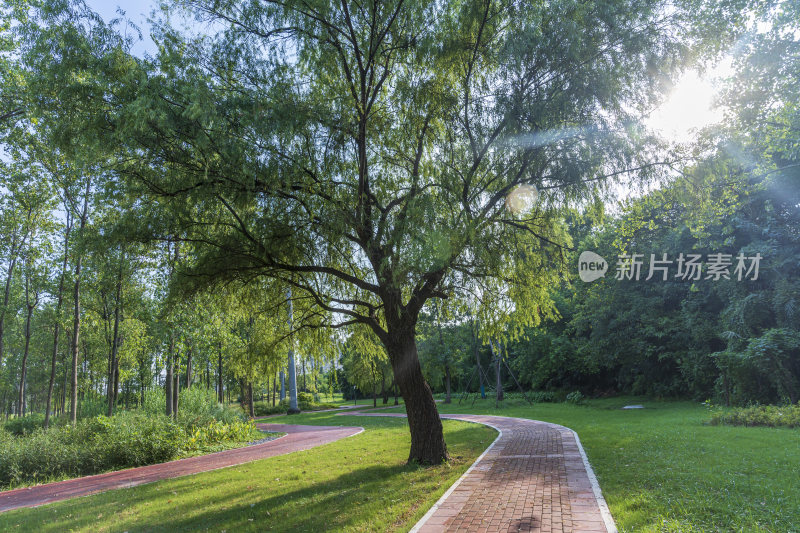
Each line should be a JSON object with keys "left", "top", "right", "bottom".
{"left": 708, "top": 404, "right": 800, "bottom": 428}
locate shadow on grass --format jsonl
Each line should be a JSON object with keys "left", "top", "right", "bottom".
{"left": 4, "top": 459, "right": 422, "bottom": 532}
{"left": 0, "top": 418, "right": 494, "bottom": 533}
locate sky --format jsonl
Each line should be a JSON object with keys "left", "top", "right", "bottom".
{"left": 85, "top": 0, "right": 157, "bottom": 56}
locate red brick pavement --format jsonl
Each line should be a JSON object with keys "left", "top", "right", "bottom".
{"left": 338, "top": 411, "right": 616, "bottom": 533}
{"left": 0, "top": 423, "right": 362, "bottom": 513}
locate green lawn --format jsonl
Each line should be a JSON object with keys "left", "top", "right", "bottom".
{"left": 0, "top": 412, "right": 494, "bottom": 532}
{"left": 2, "top": 397, "right": 797, "bottom": 532}
{"left": 379, "top": 396, "right": 800, "bottom": 533}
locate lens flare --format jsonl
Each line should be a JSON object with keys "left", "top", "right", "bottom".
{"left": 505, "top": 184, "right": 539, "bottom": 214}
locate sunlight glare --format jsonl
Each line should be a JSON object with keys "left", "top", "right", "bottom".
{"left": 647, "top": 59, "right": 732, "bottom": 142}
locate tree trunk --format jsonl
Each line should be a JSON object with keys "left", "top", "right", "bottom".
{"left": 444, "top": 361, "right": 452, "bottom": 404}
{"left": 0, "top": 231, "right": 22, "bottom": 372}
{"left": 166, "top": 335, "right": 174, "bottom": 417}
{"left": 280, "top": 371, "right": 285, "bottom": 401}
{"left": 248, "top": 382, "right": 255, "bottom": 418}
{"left": 107, "top": 270, "right": 122, "bottom": 417}
{"left": 17, "top": 271, "right": 36, "bottom": 417}
{"left": 45, "top": 213, "right": 71, "bottom": 428}
{"left": 217, "top": 343, "right": 223, "bottom": 403}
{"left": 286, "top": 288, "right": 299, "bottom": 413}
{"left": 272, "top": 375, "right": 276, "bottom": 406}
{"left": 185, "top": 347, "right": 192, "bottom": 389}
{"left": 386, "top": 329, "right": 448, "bottom": 465}
{"left": 472, "top": 320, "right": 485, "bottom": 399}
{"left": 113, "top": 363, "right": 120, "bottom": 409}
{"left": 69, "top": 251, "right": 83, "bottom": 424}
{"left": 172, "top": 359, "right": 179, "bottom": 416}
{"left": 381, "top": 371, "right": 388, "bottom": 404}
{"left": 491, "top": 341, "right": 504, "bottom": 402}
{"left": 69, "top": 179, "right": 90, "bottom": 425}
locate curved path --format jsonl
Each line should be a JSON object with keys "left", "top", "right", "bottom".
{"left": 338, "top": 410, "right": 617, "bottom": 533}
{"left": 0, "top": 422, "right": 362, "bottom": 514}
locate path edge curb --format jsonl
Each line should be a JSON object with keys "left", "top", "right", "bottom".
{"left": 408, "top": 418, "right": 503, "bottom": 533}
{"left": 570, "top": 428, "right": 618, "bottom": 533}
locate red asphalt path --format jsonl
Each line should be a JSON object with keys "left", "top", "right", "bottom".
{"left": 0, "top": 422, "right": 362, "bottom": 513}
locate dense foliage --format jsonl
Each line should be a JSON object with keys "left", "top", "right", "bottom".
{"left": 0, "top": 388, "right": 261, "bottom": 489}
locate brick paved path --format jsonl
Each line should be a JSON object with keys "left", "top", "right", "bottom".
{"left": 339, "top": 411, "right": 616, "bottom": 533}
{"left": 0, "top": 423, "right": 362, "bottom": 513}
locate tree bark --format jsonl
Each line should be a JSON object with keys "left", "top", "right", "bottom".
{"left": 69, "top": 178, "right": 90, "bottom": 425}
{"left": 386, "top": 328, "right": 448, "bottom": 464}
{"left": 490, "top": 341, "right": 504, "bottom": 403}
{"left": 45, "top": 210, "right": 71, "bottom": 428}
{"left": 217, "top": 342, "right": 223, "bottom": 403}
{"left": 107, "top": 265, "right": 122, "bottom": 417}
{"left": 444, "top": 362, "right": 452, "bottom": 404}
{"left": 18, "top": 278, "right": 37, "bottom": 417}
{"left": 0, "top": 226, "right": 23, "bottom": 373}
{"left": 185, "top": 346, "right": 192, "bottom": 389}
{"left": 166, "top": 334, "right": 174, "bottom": 417}
{"left": 286, "top": 288, "right": 299, "bottom": 413}
{"left": 172, "top": 357, "right": 179, "bottom": 416}
{"left": 247, "top": 381, "right": 255, "bottom": 418}
{"left": 472, "top": 319, "right": 485, "bottom": 399}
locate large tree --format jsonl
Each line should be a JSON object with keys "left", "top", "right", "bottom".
{"left": 25, "top": 0, "right": 747, "bottom": 462}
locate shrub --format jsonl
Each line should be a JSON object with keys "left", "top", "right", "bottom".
{"left": 297, "top": 392, "right": 314, "bottom": 403}
{"left": 0, "top": 391, "right": 259, "bottom": 489}
{"left": 0, "top": 412, "right": 184, "bottom": 488}
{"left": 708, "top": 404, "right": 800, "bottom": 428}
{"left": 143, "top": 387, "right": 245, "bottom": 428}
{"left": 77, "top": 397, "right": 107, "bottom": 419}
{"left": 254, "top": 400, "right": 288, "bottom": 416}
{"left": 175, "top": 387, "right": 245, "bottom": 429}
{"left": 183, "top": 419, "right": 258, "bottom": 453}
{"left": 3, "top": 413, "right": 45, "bottom": 436}
{"left": 565, "top": 391, "right": 585, "bottom": 405}
{"left": 529, "top": 391, "right": 556, "bottom": 403}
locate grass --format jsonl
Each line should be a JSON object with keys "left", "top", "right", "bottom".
{"left": 2, "top": 396, "right": 796, "bottom": 532}
{"left": 0, "top": 411, "right": 494, "bottom": 532}
{"left": 378, "top": 396, "right": 800, "bottom": 533}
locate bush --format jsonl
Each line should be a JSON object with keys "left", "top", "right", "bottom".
{"left": 77, "top": 397, "right": 108, "bottom": 419}
{"left": 183, "top": 419, "right": 258, "bottom": 453}
{"left": 4, "top": 414, "right": 45, "bottom": 436}
{"left": 565, "top": 391, "right": 585, "bottom": 405}
{"left": 0, "top": 412, "right": 185, "bottom": 488}
{"left": 175, "top": 387, "right": 245, "bottom": 429}
{"left": 529, "top": 391, "right": 556, "bottom": 403}
{"left": 142, "top": 387, "right": 245, "bottom": 428}
{"left": 708, "top": 404, "right": 800, "bottom": 428}
{"left": 0, "top": 389, "right": 261, "bottom": 490}
{"left": 297, "top": 392, "right": 315, "bottom": 404}
{"left": 254, "top": 399, "right": 288, "bottom": 416}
